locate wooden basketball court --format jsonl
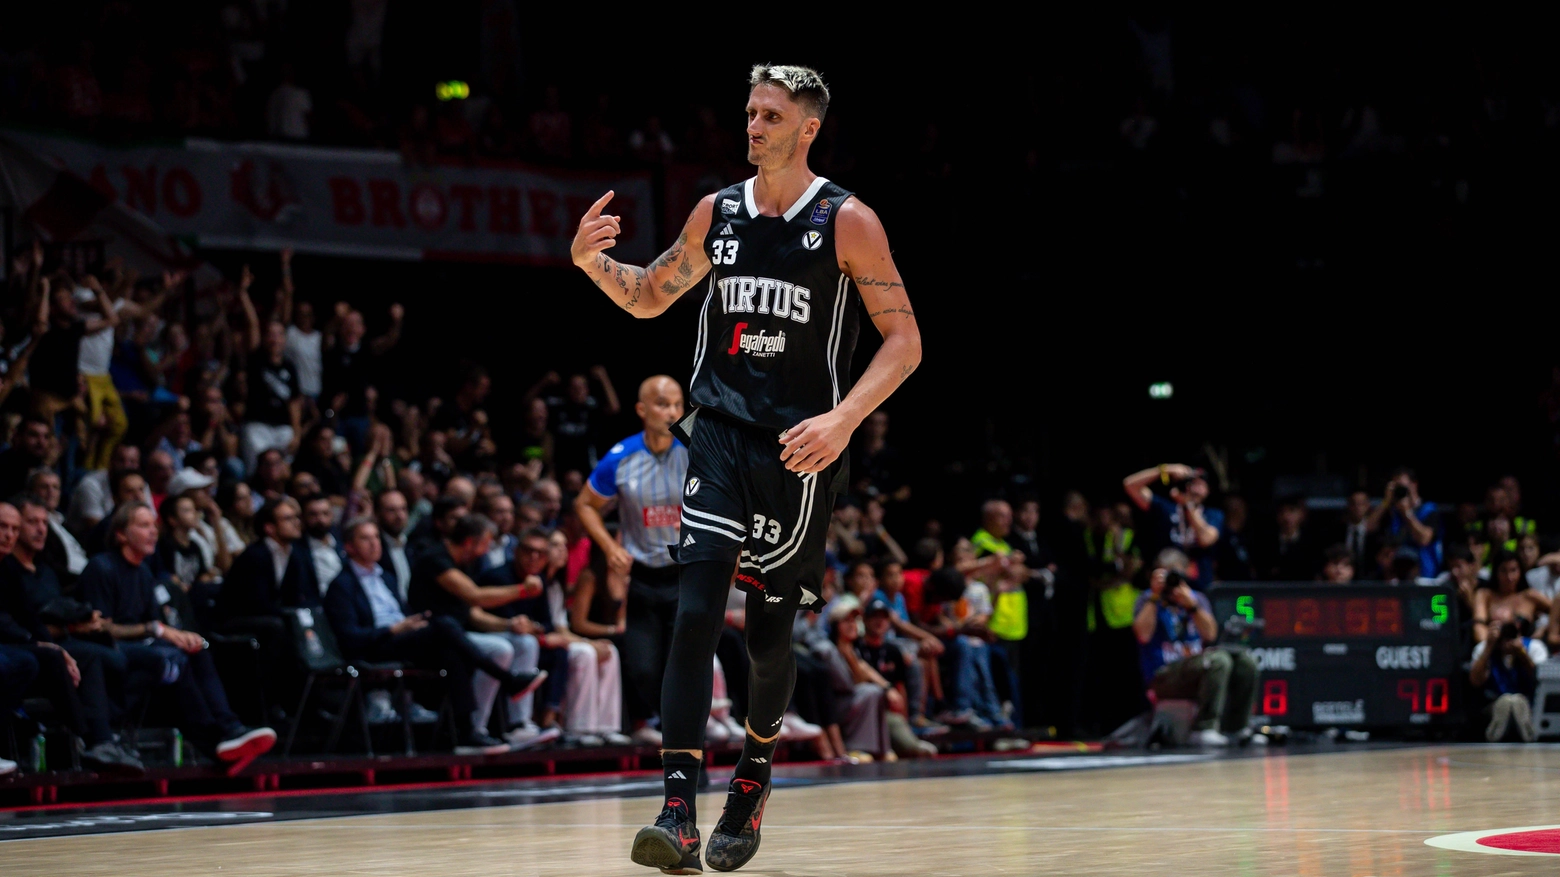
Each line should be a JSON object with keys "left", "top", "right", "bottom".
{"left": 4, "top": 745, "right": 1559, "bottom": 875}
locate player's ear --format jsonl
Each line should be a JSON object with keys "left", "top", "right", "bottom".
{"left": 800, "top": 116, "right": 821, "bottom": 144}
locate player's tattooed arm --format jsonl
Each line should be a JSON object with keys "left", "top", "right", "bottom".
{"left": 572, "top": 192, "right": 714, "bottom": 319}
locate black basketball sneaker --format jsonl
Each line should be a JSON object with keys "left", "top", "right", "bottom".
{"left": 705, "top": 778, "right": 771, "bottom": 872}
{"left": 631, "top": 797, "right": 703, "bottom": 874}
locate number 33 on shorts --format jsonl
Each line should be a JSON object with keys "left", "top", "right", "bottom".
{"left": 751, "top": 514, "right": 782, "bottom": 544}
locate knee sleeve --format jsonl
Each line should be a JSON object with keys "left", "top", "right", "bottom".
{"left": 743, "top": 592, "right": 799, "bottom": 735}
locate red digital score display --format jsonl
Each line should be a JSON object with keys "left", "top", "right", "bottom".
{"left": 1261, "top": 597, "right": 1403, "bottom": 638}
{"left": 1397, "top": 678, "right": 1451, "bottom": 714}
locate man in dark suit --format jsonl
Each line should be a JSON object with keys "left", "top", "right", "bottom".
{"left": 324, "top": 516, "right": 541, "bottom": 754}
{"left": 221, "top": 497, "right": 320, "bottom": 618}
{"left": 216, "top": 496, "right": 318, "bottom": 719}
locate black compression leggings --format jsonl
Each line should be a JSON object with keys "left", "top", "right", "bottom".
{"left": 660, "top": 560, "right": 800, "bottom": 750}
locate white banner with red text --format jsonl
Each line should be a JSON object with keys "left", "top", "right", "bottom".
{"left": 2, "top": 130, "right": 656, "bottom": 264}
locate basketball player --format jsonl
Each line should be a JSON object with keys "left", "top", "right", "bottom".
{"left": 571, "top": 65, "right": 921, "bottom": 874}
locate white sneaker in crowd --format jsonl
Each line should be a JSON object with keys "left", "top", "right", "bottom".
{"left": 505, "top": 724, "right": 562, "bottom": 750}
{"left": 720, "top": 716, "right": 746, "bottom": 740}
{"left": 779, "top": 712, "right": 822, "bottom": 741}
{"left": 631, "top": 725, "right": 663, "bottom": 747}
{"left": 1192, "top": 729, "right": 1230, "bottom": 747}
{"left": 1486, "top": 695, "right": 1514, "bottom": 742}
{"left": 602, "top": 731, "right": 634, "bottom": 747}
{"left": 1512, "top": 695, "right": 1536, "bottom": 742}
{"left": 706, "top": 715, "right": 731, "bottom": 743}
{"left": 0, "top": 756, "right": 16, "bottom": 775}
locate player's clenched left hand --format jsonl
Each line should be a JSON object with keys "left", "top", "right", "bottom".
{"left": 779, "top": 411, "right": 853, "bottom": 474}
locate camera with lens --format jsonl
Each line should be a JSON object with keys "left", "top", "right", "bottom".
{"left": 1499, "top": 621, "right": 1520, "bottom": 641}
{"left": 1390, "top": 483, "right": 1410, "bottom": 503}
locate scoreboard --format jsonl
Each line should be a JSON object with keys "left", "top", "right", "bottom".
{"left": 1209, "top": 583, "right": 1465, "bottom": 731}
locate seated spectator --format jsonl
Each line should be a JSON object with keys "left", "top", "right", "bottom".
{"left": 1214, "top": 495, "right": 1256, "bottom": 581}
{"left": 1330, "top": 490, "right": 1376, "bottom": 573}
{"left": 0, "top": 500, "right": 142, "bottom": 773}
{"left": 1516, "top": 533, "right": 1553, "bottom": 599}
{"left": 68, "top": 443, "right": 142, "bottom": 533}
{"left": 1132, "top": 548, "right": 1259, "bottom": 746}
{"left": 1318, "top": 544, "right": 1355, "bottom": 583}
{"left": 823, "top": 597, "right": 892, "bottom": 761}
{"left": 1256, "top": 496, "right": 1319, "bottom": 580}
{"left": 920, "top": 558, "right": 1005, "bottom": 731}
{"left": 1122, "top": 463, "right": 1222, "bottom": 589}
{"left": 873, "top": 559, "right": 943, "bottom": 730}
{"left": 300, "top": 494, "right": 343, "bottom": 597}
{"left": 323, "top": 517, "right": 526, "bottom": 755}
{"left": 144, "top": 450, "right": 176, "bottom": 511}
{"left": 216, "top": 497, "right": 319, "bottom": 714}
{"left": 81, "top": 468, "right": 151, "bottom": 556}
{"left": 476, "top": 492, "right": 517, "bottom": 573}
{"left": 407, "top": 513, "right": 550, "bottom": 746}
{"left": 218, "top": 479, "right": 258, "bottom": 546}
{"left": 408, "top": 494, "right": 468, "bottom": 562}
{"left": 1470, "top": 604, "right": 1547, "bottom": 742}
{"left": 857, "top": 598, "right": 938, "bottom": 758}
{"left": 171, "top": 466, "right": 241, "bottom": 574}
{"left": 1366, "top": 468, "right": 1442, "bottom": 577}
{"left": 0, "top": 417, "right": 53, "bottom": 499}
{"left": 155, "top": 492, "right": 219, "bottom": 612}
{"left": 481, "top": 528, "right": 627, "bottom": 745}
{"left": 219, "top": 497, "right": 320, "bottom": 619}
{"left": 79, "top": 502, "right": 276, "bottom": 765}
{"left": 25, "top": 467, "right": 88, "bottom": 582}
{"left": 1472, "top": 550, "right": 1551, "bottom": 644}
{"left": 0, "top": 642, "right": 35, "bottom": 774}
{"left": 374, "top": 489, "right": 413, "bottom": 598}
{"left": 293, "top": 425, "right": 352, "bottom": 500}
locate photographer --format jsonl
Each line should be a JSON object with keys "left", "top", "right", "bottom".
{"left": 1132, "top": 549, "right": 1259, "bottom": 746}
{"left": 1365, "top": 468, "right": 1443, "bottom": 577}
{"left": 1123, "top": 464, "right": 1222, "bottom": 589}
{"left": 1469, "top": 605, "right": 1547, "bottom": 742}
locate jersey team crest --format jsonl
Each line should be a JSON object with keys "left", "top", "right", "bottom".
{"left": 801, "top": 231, "right": 822, "bottom": 250}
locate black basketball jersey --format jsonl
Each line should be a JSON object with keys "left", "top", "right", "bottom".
{"left": 688, "top": 176, "right": 860, "bottom": 432}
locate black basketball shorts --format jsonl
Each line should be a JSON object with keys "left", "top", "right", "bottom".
{"left": 671, "top": 409, "right": 845, "bottom": 612}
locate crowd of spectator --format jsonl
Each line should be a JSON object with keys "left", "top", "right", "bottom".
{"left": 2, "top": 237, "right": 1560, "bottom": 780}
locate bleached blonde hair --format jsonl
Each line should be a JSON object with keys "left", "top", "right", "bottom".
{"left": 749, "top": 64, "right": 830, "bottom": 121}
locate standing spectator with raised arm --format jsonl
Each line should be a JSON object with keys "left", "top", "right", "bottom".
{"left": 28, "top": 277, "right": 105, "bottom": 426}
{"left": 574, "top": 375, "right": 687, "bottom": 746}
{"left": 536, "top": 366, "right": 621, "bottom": 477}
{"left": 1123, "top": 463, "right": 1222, "bottom": 589}
{"left": 321, "top": 302, "right": 403, "bottom": 451}
{"left": 272, "top": 249, "right": 323, "bottom": 402}
{"left": 241, "top": 283, "right": 305, "bottom": 473}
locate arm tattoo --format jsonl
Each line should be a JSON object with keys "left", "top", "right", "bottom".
{"left": 651, "top": 233, "right": 696, "bottom": 299}
{"left": 853, "top": 275, "right": 906, "bottom": 292}
{"left": 866, "top": 306, "right": 916, "bottom": 320}
{"left": 899, "top": 364, "right": 915, "bottom": 382}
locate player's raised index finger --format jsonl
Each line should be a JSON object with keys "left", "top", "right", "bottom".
{"left": 585, "top": 190, "right": 615, "bottom": 220}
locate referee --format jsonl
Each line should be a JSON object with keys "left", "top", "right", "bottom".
{"left": 575, "top": 375, "right": 688, "bottom": 746}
